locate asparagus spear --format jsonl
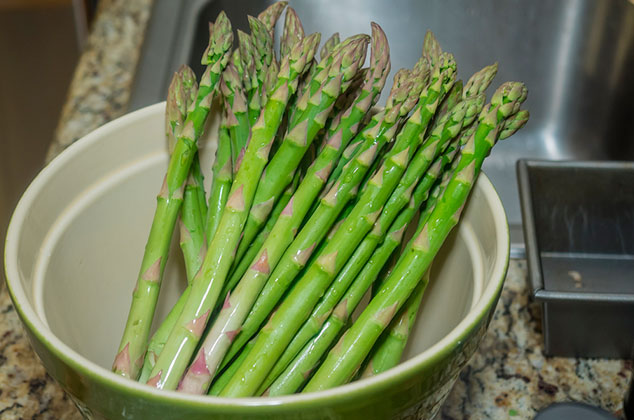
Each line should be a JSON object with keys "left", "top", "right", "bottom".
{"left": 220, "top": 62, "right": 425, "bottom": 373}
{"left": 319, "top": 62, "right": 428, "bottom": 202}
{"left": 112, "top": 14, "right": 232, "bottom": 380}
{"left": 146, "top": 33, "right": 320, "bottom": 390}
{"left": 165, "top": 65, "right": 198, "bottom": 154}
{"left": 223, "top": 172, "right": 300, "bottom": 294}
{"left": 260, "top": 87, "right": 478, "bottom": 393}
{"left": 190, "top": 156, "right": 208, "bottom": 227}
{"left": 261, "top": 164, "right": 444, "bottom": 393}
{"left": 180, "top": 158, "right": 208, "bottom": 281}
{"left": 256, "top": 90, "right": 481, "bottom": 393}
{"left": 292, "top": 34, "right": 368, "bottom": 125}
{"left": 177, "top": 31, "right": 389, "bottom": 394}
{"left": 294, "top": 30, "right": 338, "bottom": 115}
{"left": 321, "top": 32, "right": 340, "bottom": 60}
{"left": 256, "top": 1, "right": 287, "bottom": 38}
{"left": 463, "top": 63, "right": 498, "bottom": 99}
{"left": 422, "top": 30, "right": 442, "bottom": 67}
{"left": 304, "top": 81, "right": 528, "bottom": 392}
{"left": 359, "top": 268, "right": 430, "bottom": 377}
{"left": 266, "top": 154, "right": 455, "bottom": 395}
{"left": 224, "top": 60, "right": 250, "bottom": 171}
{"left": 360, "top": 103, "right": 522, "bottom": 381}
{"left": 220, "top": 54, "right": 457, "bottom": 397}
{"left": 231, "top": 37, "right": 369, "bottom": 273}
{"left": 280, "top": 7, "right": 304, "bottom": 58}
{"left": 237, "top": 30, "right": 256, "bottom": 116}
{"left": 429, "top": 80, "right": 463, "bottom": 133}
{"left": 331, "top": 67, "right": 370, "bottom": 122}
{"left": 205, "top": 65, "right": 239, "bottom": 242}
{"left": 171, "top": 65, "right": 208, "bottom": 260}
{"left": 164, "top": 67, "right": 207, "bottom": 281}
{"left": 364, "top": 62, "right": 495, "bottom": 229}
{"left": 500, "top": 109, "right": 530, "bottom": 140}
{"left": 208, "top": 338, "right": 257, "bottom": 396}
{"left": 135, "top": 67, "right": 201, "bottom": 382}
{"left": 367, "top": 64, "right": 496, "bottom": 291}
{"left": 239, "top": 17, "right": 275, "bottom": 126}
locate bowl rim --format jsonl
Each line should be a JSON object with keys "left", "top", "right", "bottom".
{"left": 4, "top": 102, "right": 510, "bottom": 412}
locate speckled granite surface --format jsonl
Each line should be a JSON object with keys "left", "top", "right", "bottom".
{"left": 1, "top": 0, "right": 631, "bottom": 418}
{"left": 441, "top": 260, "right": 631, "bottom": 419}
{"left": 45, "top": 0, "right": 154, "bottom": 163}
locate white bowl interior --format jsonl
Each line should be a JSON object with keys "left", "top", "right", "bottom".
{"left": 6, "top": 102, "right": 506, "bottom": 392}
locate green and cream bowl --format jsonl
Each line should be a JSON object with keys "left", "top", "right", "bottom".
{"left": 4, "top": 103, "right": 509, "bottom": 419}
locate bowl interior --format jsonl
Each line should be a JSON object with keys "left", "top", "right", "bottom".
{"left": 6, "top": 102, "right": 507, "bottom": 407}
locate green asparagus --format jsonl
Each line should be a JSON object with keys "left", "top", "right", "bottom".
{"left": 231, "top": 36, "right": 369, "bottom": 277}
{"left": 145, "top": 33, "right": 320, "bottom": 390}
{"left": 220, "top": 61, "right": 425, "bottom": 373}
{"left": 220, "top": 54, "right": 457, "bottom": 397}
{"left": 304, "top": 81, "right": 528, "bottom": 392}
{"left": 178, "top": 30, "right": 389, "bottom": 394}
{"left": 112, "top": 14, "right": 232, "bottom": 380}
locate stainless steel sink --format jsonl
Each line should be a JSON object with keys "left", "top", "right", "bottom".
{"left": 129, "top": 0, "right": 634, "bottom": 257}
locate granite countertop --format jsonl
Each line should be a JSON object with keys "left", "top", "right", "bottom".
{"left": 1, "top": 0, "right": 631, "bottom": 418}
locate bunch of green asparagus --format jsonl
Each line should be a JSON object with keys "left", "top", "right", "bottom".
{"left": 112, "top": 2, "right": 528, "bottom": 397}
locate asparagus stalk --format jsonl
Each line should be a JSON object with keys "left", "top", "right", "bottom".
{"left": 359, "top": 268, "right": 430, "bottom": 377}
{"left": 205, "top": 65, "right": 239, "bottom": 242}
{"left": 257, "top": 92, "right": 480, "bottom": 393}
{"left": 220, "top": 54, "right": 457, "bottom": 397}
{"left": 366, "top": 61, "right": 495, "bottom": 224}
{"left": 500, "top": 109, "right": 530, "bottom": 140}
{"left": 249, "top": 16, "right": 275, "bottom": 99}
{"left": 293, "top": 30, "right": 338, "bottom": 115}
{"left": 256, "top": 1, "right": 287, "bottom": 38}
{"left": 164, "top": 66, "right": 207, "bottom": 280}
{"left": 359, "top": 111, "right": 523, "bottom": 380}
{"left": 237, "top": 30, "right": 256, "bottom": 116}
{"left": 292, "top": 34, "right": 368, "bottom": 125}
{"left": 136, "top": 67, "right": 201, "bottom": 383}
{"left": 368, "top": 107, "right": 525, "bottom": 287}
{"left": 224, "top": 171, "right": 300, "bottom": 295}
{"left": 112, "top": 14, "right": 232, "bottom": 380}
{"left": 263, "top": 56, "right": 280, "bottom": 107}
{"left": 180, "top": 159, "right": 208, "bottom": 281}
{"left": 177, "top": 31, "right": 389, "bottom": 394}
{"left": 304, "top": 81, "right": 528, "bottom": 392}
{"left": 145, "top": 33, "right": 320, "bottom": 390}
{"left": 261, "top": 92, "right": 473, "bottom": 393}
{"left": 224, "top": 59, "right": 250, "bottom": 172}
{"left": 230, "top": 36, "right": 369, "bottom": 274}
{"left": 165, "top": 65, "right": 198, "bottom": 154}
{"left": 280, "top": 7, "right": 304, "bottom": 58}
{"left": 143, "top": 152, "right": 297, "bottom": 384}
{"left": 422, "top": 30, "right": 442, "bottom": 67}
{"left": 267, "top": 150, "right": 456, "bottom": 395}
{"left": 208, "top": 338, "right": 257, "bottom": 396}
{"left": 320, "top": 62, "right": 428, "bottom": 201}
{"left": 463, "top": 63, "right": 498, "bottom": 99}
{"left": 190, "top": 156, "right": 208, "bottom": 226}
{"left": 239, "top": 17, "right": 275, "bottom": 126}
{"left": 331, "top": 68, "right": 370, "bottom": 122}
{"left": 429, "top": 80, "right": 463, "bottom": 133}
{"left": 220, "top": 61, "right": 425, "bottom": 373}
{"left": 267, "top": 171, "right": 434, "bottom": 394}
{"left": 321, "top": 32, "right": 340, "bottom": 60}
{"left": 367, "top": 63, "right": 494, "bottom": 269}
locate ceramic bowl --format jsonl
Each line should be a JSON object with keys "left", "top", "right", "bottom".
{"left": 5, "top": 103, "right": 509, "bottom": 420}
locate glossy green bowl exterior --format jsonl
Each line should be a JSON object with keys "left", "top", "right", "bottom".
{"left": 5, "top": 103, "right": 509, "bottom": 420}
